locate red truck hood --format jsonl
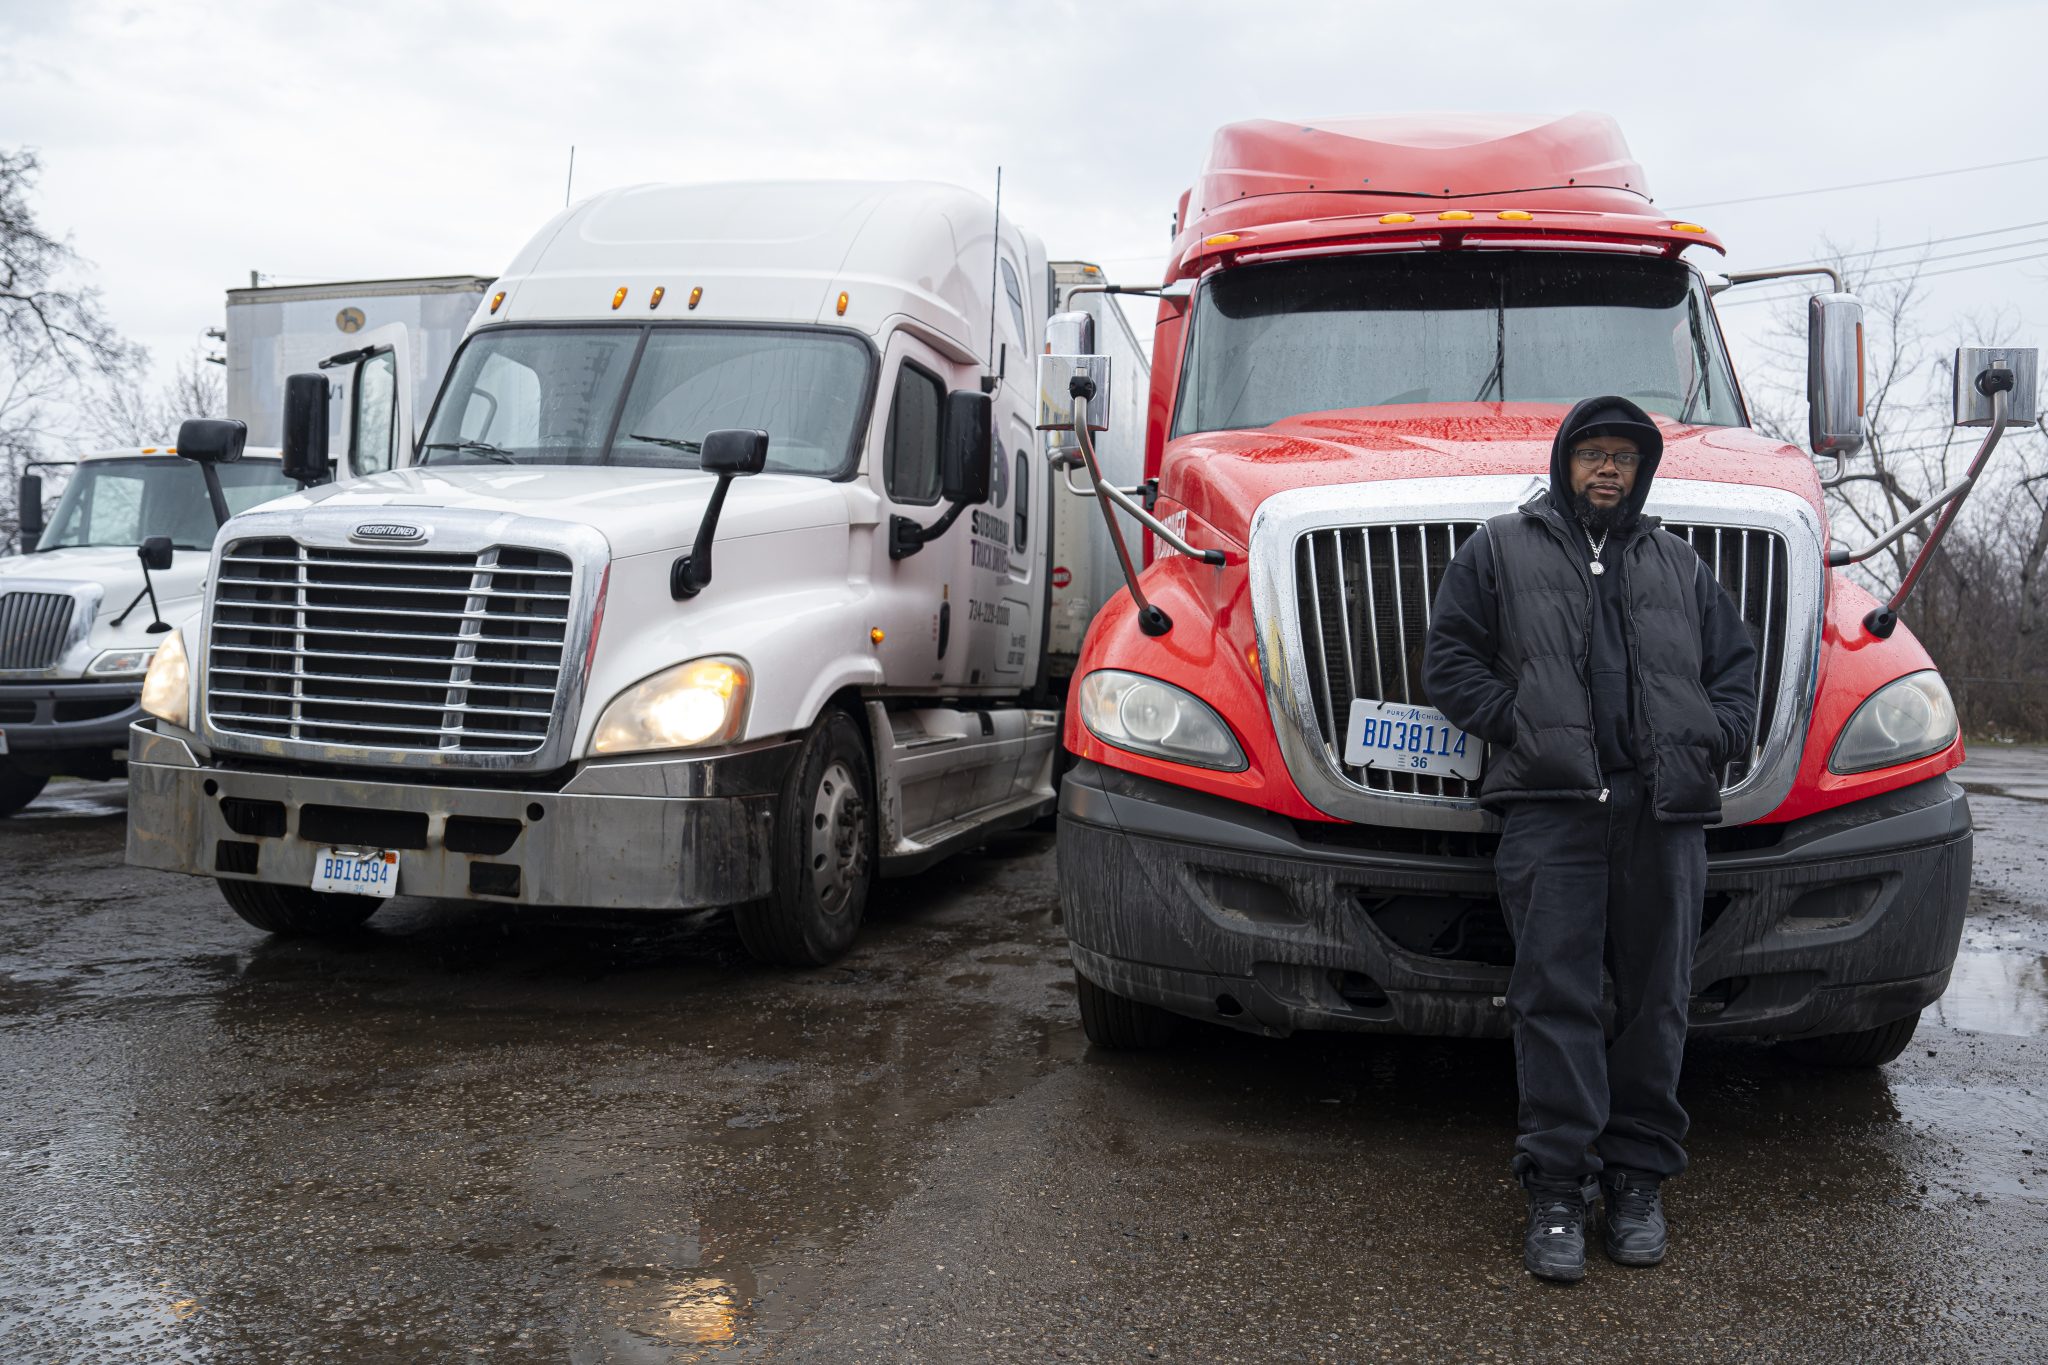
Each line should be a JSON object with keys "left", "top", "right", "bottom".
{"left": 1163, "top": 403, "right": 1826, "bottom": 547}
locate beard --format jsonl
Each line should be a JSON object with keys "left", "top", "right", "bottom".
{"left": 1572, "top": 491, "right": 1629, "bottom": 533}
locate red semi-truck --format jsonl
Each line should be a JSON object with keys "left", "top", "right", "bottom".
{"left": 1044, "top": 113, "right": 2038, "bottom": 1066}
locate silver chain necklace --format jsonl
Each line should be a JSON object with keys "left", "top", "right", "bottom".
{"left": 1585, "top": 525, "right": 1610, "bottom": 576}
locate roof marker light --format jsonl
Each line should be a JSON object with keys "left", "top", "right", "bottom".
{"left": 1438, "top": 210, "right": 1474, "bottom": 222}
{"left": 836, "top": 291, "right": 850, "bottom": 317}
{"left": 1671, "top": 222, "right": 1707, "bottom": 234}
{"left": 489, "top": 291, "right": 506, "bottom": 314}
{"left": 611, "top": 287, "right": 628, "bottom": 310}
{"left": 648, "top": 286, "right": 666, "bottom": 310}
{"left": 1497, "top": 210, "right": 1533, "bottom": 221}
{"left": 141, "top": 446, "right": 157, "bottom": 454}
{"left": 1204, "top": 233, "right": 1241, "bottom": 246}
{"left": 1379, "top": 213, "right": 1415, "bottom": 224}
{"left": 688, "top": 286, "right": 702, "bottom": 310}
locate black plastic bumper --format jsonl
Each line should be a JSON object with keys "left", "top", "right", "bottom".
{"left": 1057, "top": 760, "right": 1971, "bottom": 1042}
{"left": 0, "top": 680, "right": 142, "bottom": 771}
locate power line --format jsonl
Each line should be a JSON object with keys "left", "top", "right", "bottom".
{"left": 1772, "top": 219, "right": 2048, "bottom": 266}
{"left": 1673, "top": 153, "right": 2048, "bottom": 211}
{"left": 1717, "top": 247, "right": 2048, "bottom": 308}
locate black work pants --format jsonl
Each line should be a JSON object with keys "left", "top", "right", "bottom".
{"left": 1494, "top": 768, "right": 1706, "bottom": 1185}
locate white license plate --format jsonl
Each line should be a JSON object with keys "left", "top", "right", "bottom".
{"left": 1343, "top": 699, "right": 1482, "bottom": 782}
{"left": 310, "top": 848, "right": 400, "bottom": 898}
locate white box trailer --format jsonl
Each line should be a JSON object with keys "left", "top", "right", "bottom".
{"left": 126, "top": 181, "right": 1149, "bottom": 965}
{"left": 225, "top": 276, "right": 492, "bottom": 447}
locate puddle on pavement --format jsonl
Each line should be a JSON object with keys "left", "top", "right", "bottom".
{"left": 9, "top": 780, "right": 127, "bottom": 822}
{"left": 1935, "top": 931, "right": 2048, "bottom": 1036}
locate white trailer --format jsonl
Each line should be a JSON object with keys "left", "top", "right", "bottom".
{"left": 126, "top": 181, "right": 1147, "bottom": 964}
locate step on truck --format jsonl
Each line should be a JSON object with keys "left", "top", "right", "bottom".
{"left": 2, "top": 444, "right": 295, "bottom": 813}
{"left": 124, "top": 181, "right": 1146, "bottom": 961}
{"left": 1044, "top": 114, "right": 2037, "bottom": 1066}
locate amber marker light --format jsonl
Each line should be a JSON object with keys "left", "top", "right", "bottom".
{"left": 1438, "top": 210, "right": 1474, "bottom": 222}
{"left": 489, "top": 291, "right": 506, "bottom": 314}
{"left": 1670, "top": 222, "right": 1707, "bottom": 234}
{"left": 1497, "top": 210, "right": 1533, "bottom": 221}
{"left": 611, "top": 287, "right": 628, "bottom": 310}
{"left": 1203, "top": 233, "right": 1241, "bottom": 246}
{"left": 835, "top": 291, "right": 850, "bottom": 317}
{"left": 1379, "top": 213, "right": 1415, "bottom": 224}
{"left": 688, "top": 286, "right": 703, "bottom": 310}
{"left": 648, "top": 286, "right": 666, "bottom": 310}
{"left": 870, "top": 627, "right": 885, "bottom": 645}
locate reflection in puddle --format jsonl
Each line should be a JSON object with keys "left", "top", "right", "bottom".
{"left": 658, "top": 1277, "right": 739, "bottom": 1343}
{"left": 1935, "top": 940, "right": 2048, "bottom": 1036}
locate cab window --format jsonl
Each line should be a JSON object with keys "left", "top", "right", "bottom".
{"left": 883, "top": 362, "right": 943, "bottom": 505}
{"left": 351, "top": 349, "right": 399, "bottom": 476}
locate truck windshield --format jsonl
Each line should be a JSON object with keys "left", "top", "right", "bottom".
{"left": 37, "top": 458, "right": 294, "bottom": 552}
{"left": 1173, "top": 251, "right": 1743, "bottom": 436}
{"left": 419, "top": 325, "right": 874, "bottom": 477}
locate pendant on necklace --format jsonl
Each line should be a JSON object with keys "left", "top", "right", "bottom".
{"left": 1590, "top": 560, "right": 1606, "bottom": 576}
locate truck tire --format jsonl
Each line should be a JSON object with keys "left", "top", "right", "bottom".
{"left": 1075, "top": 969, "right": 1178, "bottom": 1049}
{"left": 734, "top": 709, "right": 873, "bottom": 967}
{"left": 0, "top": 761, "right": 49, "bottom": 817}
{"left": 217, "top": 878, "right": 382, "bottom": 937}
{"left": 1780, "top": 1009, "right": 1922, "bottom": 1068}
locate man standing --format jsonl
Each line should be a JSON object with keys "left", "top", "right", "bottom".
{"left": 1422, "top": 395, "right": 1758, "bottom": 1283}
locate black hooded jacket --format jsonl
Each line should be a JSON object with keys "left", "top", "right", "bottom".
{"left": 1421, "top": 396, "right": 1760, "bottom": 820}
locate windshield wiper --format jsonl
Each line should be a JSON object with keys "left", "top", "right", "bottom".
{"left": 1677, "top": 294, "right": 1712, "bottom": 424}
{"left": 625, "top": 433, "right": 702, "bottom": 454}
{"left": 1472, "top": 277, "right": 1507, "bottom": 402}
{"left": 421, "top": 440, "right": 518, "bottom": 464}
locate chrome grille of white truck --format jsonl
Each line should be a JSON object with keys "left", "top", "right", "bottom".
{"left": 206, "top": 537, "right": 575, "bottom": 756}
{"left": 1290, "top": 520, "right": 1792, "bottom": 801}
{"left": 0, "top": 591, "right": 77, "bottom": 671}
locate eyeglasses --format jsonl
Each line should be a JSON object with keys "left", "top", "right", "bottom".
{"left": 1569, "top": 448, "right": 1642, "bottom": 470}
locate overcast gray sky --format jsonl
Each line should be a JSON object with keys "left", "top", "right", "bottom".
{"left": 5, "top": 0, "right": 2045, "bottom": 419}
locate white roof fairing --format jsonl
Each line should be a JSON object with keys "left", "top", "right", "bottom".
{"left": 485, "top": 180, "right": 1042, "bottom": 366}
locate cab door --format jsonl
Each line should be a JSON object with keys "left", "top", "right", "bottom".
{"left": 321, "top": 322, "right": 416, "bottom": 480}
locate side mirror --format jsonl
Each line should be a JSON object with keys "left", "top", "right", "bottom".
{"left": 939, "top": 391, "right": 993, "bottom": 504}
{"left": 671, "top": 430, "right": 769, "bottom": 599}
{"left": 1808, "top": 293, "right": 1865, "bottom": 461}
{"left": 177, "top": 417, "right": 247, "bottom": 465}
{"left": 138, "top": 535, "right": 173, "bottom": 572}
{"left": 17, "top": 473, "right": 45, "bottom": 549}
{"left": 282, "top": 372, "right": 332, "bottom": 485}
{"left": 700, "top": 428, "right": 770, "bottom": 477}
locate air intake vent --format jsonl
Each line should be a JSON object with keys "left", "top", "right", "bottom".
{"left": 0, "top": 591, "right": 77, "bottom": 671}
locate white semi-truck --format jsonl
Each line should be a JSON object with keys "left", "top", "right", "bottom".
{"left": 124, "top": 180, "right": 1146, "bottom": 963}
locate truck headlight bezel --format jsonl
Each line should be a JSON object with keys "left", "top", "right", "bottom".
{"left": 591, "top": 656, "right": 752, "bottom": 757}
{"left": 86, "top": 648, "right": 155, "bottom": 679}
{"left": 139, "top": 629, "right": 191, "bottom": 729}
{"left": 1077, "top": 669, "right": 1246, "bottom": 772}
{"left": 1829, "top": 669, "right": 1959, "bottom": 775}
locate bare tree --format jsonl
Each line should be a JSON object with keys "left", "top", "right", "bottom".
{"left": 85, "top": 341, "right": 226, "bottom": 448}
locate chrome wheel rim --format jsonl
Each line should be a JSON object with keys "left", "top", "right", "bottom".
{"left": 809, "top": 760, "right": 867, "bottom": 915}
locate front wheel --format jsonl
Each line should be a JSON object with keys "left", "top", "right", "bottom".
{"left": 0, "top": 760, "right": 50, "bottom": 817}
{"left": 734, "top": 709, "right": 874, "bottom": 967}
{"left": 1780, "top": 1009, "right": 1922, "bottom": 1068}
{"left": 217, "top": 878, "right": 382, "bottom": 937}
{"left": 1075, "top": 969, "right": 1179, "bottom": 1049}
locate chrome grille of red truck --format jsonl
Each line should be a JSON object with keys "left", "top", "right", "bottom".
{"left": 0, "top": 591, "right": 77, "bottom": 671}
{"left": 206, "top": 537, "right": 574, "bottom": 756}
{"left": 1291, "top": 520, "right": 1791, "bottom": 800}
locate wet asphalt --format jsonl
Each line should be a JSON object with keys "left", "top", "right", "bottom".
{"left": 1, "top": 754, "right": 2045, "bottom": 1362}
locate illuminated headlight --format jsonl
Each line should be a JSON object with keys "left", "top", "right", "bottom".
{"left": 1077, "top": 669, "right": 1245, "bottom": 771}
{"left": 139, "top": 629, "right": 190, "bottom": 728}
{"left": 87, "top": 648, "right": 154, "bottom": 678}
{"left": 1829, "top": 670, "right": 1958, "bottom": 774}
{"left": 592, "top": 656, "right": 751, "bottom": 756}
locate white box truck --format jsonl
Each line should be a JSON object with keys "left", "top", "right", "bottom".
{"left": 124, "top": 181, "right": 1145, "bottom": 964}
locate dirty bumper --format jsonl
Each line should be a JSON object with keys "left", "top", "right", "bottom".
{"left": 1058, "top": 760, "right": 1972, "bottom": 1042}
{"left": 123, "top": 721, "right": 793, "bottom": 909}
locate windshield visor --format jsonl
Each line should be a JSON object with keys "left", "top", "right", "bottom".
{"left": 37, "top": 458, "right": 294, "bottom": 552}
{"left": 1173, "top": 251, "right": 1742, "bottom": 436}
{"left": 420, "top": 325, "right": 874, "bottom": 477}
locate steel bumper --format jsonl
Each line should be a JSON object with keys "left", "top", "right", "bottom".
{"left": 124, "top": 721, "right": 797, "bottom": 910}
{"left": 1058, "top": 759, "right": 1972, "bottom": 1042}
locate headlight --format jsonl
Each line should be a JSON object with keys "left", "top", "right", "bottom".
{"left": 1829, "top": 670, "right": 1958, "bottom": 774}
{"left": 87, "top": 648, "right": 155, "bottom": 678}
{"left": 591, "top": 656, "right": 751, "bottom": 756}
{"left": 1077, "top": 669, "right": 1245, "bottom": 771}
{"left": 139, "top": 629, "right": 190, "bottom": 728}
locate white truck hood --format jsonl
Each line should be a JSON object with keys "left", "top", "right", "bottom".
{"left": 1, "top": 544, "right": 206, "bottom": 631}
{"left": 267, "top": 465, "right": 857, "bottom": 559}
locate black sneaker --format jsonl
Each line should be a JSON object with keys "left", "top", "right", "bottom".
{"left": 1600, "top": 1169, "right": 1668, "bottom": 1266}
{"left": 1523, "top": 1182, "right": 1593, "bottom": 1283}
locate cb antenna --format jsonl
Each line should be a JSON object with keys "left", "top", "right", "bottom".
{"left": 982, "top": 167, "right": 1003, "bottom": 395}
{"left": 565, "top": 145, "right": 576, "bottom": 207}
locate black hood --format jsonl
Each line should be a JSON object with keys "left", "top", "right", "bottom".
{"left": 1548, "top": 395, "right": 1665, "bottom": 529}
